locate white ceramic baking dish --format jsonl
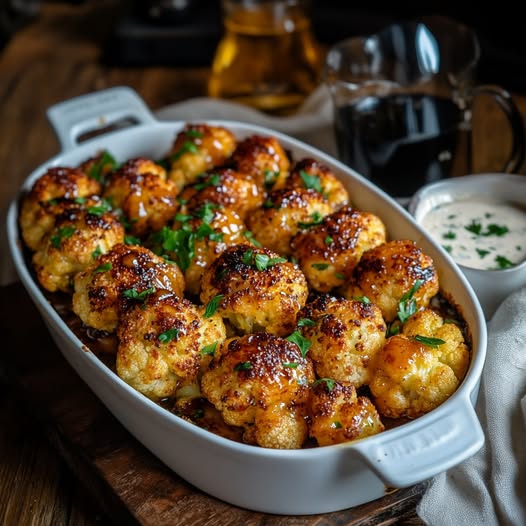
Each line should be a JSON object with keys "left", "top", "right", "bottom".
{"left": 6, "top": 86, "right": 487, "bottom": 515}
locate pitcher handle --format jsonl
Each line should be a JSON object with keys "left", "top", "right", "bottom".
{"left": 473, "top": 85, "right": 526, "bottom": 173}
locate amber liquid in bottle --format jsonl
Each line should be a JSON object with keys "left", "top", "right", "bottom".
{"left": 208, "top": 1, "right": 322, "bottom": 115}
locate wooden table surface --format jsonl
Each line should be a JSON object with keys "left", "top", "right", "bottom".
{"left": 1, "top": 2, "right": 525, "bottom": 525}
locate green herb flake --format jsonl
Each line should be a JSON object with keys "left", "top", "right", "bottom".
{"left": 413, "top": 335, "right": 446, "bottom": 348}
{"left": 397, "top": 279, "right": 423, "bottom": 323}
{"left": 312, "top": 377, "right": 336, "bottom": 392}
{"left": 282, "top": 362, "right": 299, "bottom": 368}
{"left": 443, "top": 230, "right": 456, "bottom": 240}
{"left": 124, "top": 234, "right": 142, "bottom": 246}
{"left": 92, "top": 246, "right": 103, "bottom": 259}
{"left": 331, "top": 421, "right": 343, "bottom": 429}
{"left": 87, "top": 150, "right": 117, "bottom": 182}
{"left": 324, "top": 236, "right": 333, "bottom": 245}
{"left": 94, "top": 262, "right": 112, "bottom": 273}
{"left": 123, "top": 287, "right": 156, "bottom": 302}
{"left": 476, "top": 248, "right": 490, "bottom": 259}
{"left": 286, "top": 330, "right": 311, "bottom": 357}
{"left": 495, "top": 255, "right": 514, "bottom": 269}
{"left": 354, "top": 295, "right": 371, "bottom": 304}
{"left": 50, "top": 226, "right": 76, "bottom": 248}
{"left": 200, "top": 341, "right": 218, "bottom": 356}
{"left": 204, "top": 295, "right": 224, "bottom": 318}
{"left": 234, "top": 362, "right": 252, "bottom": 371}
{"left": 297, "top": 318, "right": 316, "bottom": 328}
{"left": 158, "top": 328, "right": 180, "bottom": 343}
{"left": 170, "top": 141, "right": 199, "bottom": 161}
{"left": 185, "top": 129, "right": 204, "bottom": 138}
{"left": 311, "top": 263, "right": 329, "bottom": 270}
{"left": 299, "top": 170, "right": 322, "bottom": 193}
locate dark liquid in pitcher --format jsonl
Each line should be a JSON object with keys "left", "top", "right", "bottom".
{"left": 334, "top": 94, "right": 460, "bottom": 197}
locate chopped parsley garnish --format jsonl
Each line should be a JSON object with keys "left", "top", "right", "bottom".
{"left": 297, "top": 211, "right": 324, "bottom": 228}
{"left": 123, "top": 287, "right": 156, "bottom": 303}
{"left": 264, "top": 169, "right": 280, "bottom": 189}
{"left": 286, "top": 330, "right": 311, "bottom": 357}
{"left": 50, "top": 226, "right": 75, "bottom": 248}
{"left": 185, "top": 129, "right": 204, "bottom": 138}
{"left": 299, "top": 170, "right": 322, "bottom": 193}
{"left": 94, "top": 262, "right": 112, "bottom": 273}
{"left": 311, "top": 263, "right": 329, "bottom": 270}
{"left": 397, "top": 279, "right": 423, "bottom": 323}
{"left": 331, "top": 421, "right": 343, "bottom": 429}
{"left": 87, "top": 150, "right": 117, "bottom": 182}
{"left": 465, "top": 221, "right": 509, "bottom": 237}
{"left": 476, "top": 248, "right": 490, "bottom": 259}
{"left": 353, "top": 295, "right": 371, "bottom": 304}
{"left": 158, "top": 328, "right": 180, "bottom": 343}
{"left": 242, "top": 249, "right": 286, "bottom": 270}
{"left": 324, "top": 235, "right": 333, "bottom": 245}
{"left": 200, "top": 341, "right": 218, "bottom": 356}
{"left": 124, "top": 234, "right": 142, "bottom": 246}
{"left": 443, "top": 230, "right": 456, "bottom": 240}
{"left": 413, "top": 335, "right": 445, "bottom": 348}
{"left": 312, "top": 377, "right": 336, "bottom": 392}
{"left": 243, "top": 230, "right": 262, "bottom": 247}
{"left": 495, "top": 255, "right": 514, "bottom": 269}
{"left": 92, "top": 245, "right": 103, "bottom": 259}
{"left": 282, "top": 362, "right": 299, "bottom": 368}
{"left": 234, "top": 362, "right": 252, "bottom": 371}
{"left": 204, "top": 295, "right": 224, "bottom": 318}
{"left": 170, "top": 141, "right": 199, "bottom": 161}
{"left": 297, "top": 318, "right": 316, "bottom": 328}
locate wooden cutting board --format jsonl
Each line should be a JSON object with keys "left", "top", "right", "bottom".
{"left": 0, "top": 282, "right": 426, "bottom": 525}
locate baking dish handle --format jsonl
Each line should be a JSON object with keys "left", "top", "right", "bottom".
{"left": 351, "top": 394, "right": 484, "bottom": 488}
{"left": 46, "top": 86, "right": 157, "bottom": 152}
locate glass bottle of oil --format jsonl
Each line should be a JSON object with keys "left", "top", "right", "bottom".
{"left": 208, "top": 0, "right": 322, "bottom": 115}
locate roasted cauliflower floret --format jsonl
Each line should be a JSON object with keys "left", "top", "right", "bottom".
{"left": 200, "top": 244, "right": 309, "bottom": 336}
{"left": 245, "top": 188, "right": 333, "bottom": 257}
{"left": 291, "top": 206, "right": 387, "bottom": 293}
{"left": 102, "top": 157, "right": 178, "bottom": 238}
{"left": 72, "top": 243, "right": 185, "bottom": 332}
{"left": 285, "top": 157, "right": 350, "bottom": 210}
{"left": 230, "top": 135, "right": 290, "bottom": 192}
{"left": 32, "top": 208, "right": 125, "bottom": 293}
{"left": 19, "top": 166, "right": 102, "bottom": 250}
{"left": 177, "top": 168, "right": 263, "bottom": 222}
{"left": 116, "top": 290, "right": 226, "bottom": 401}
{"left": 201, "top": 333, "right": 316, "bottom": 449}
{"left": 402, "top": 308, "right": 470, "bottom": 381}
{"left": 167, "top": 123, "right": 237, "bottom": 190}
{"left": 369, "top": 334, "right": 461, "bottom": 419}
{"left": 308, "top": 379, "right": 384, "bottom": 446}
{"left": 77, "top": 149, "right": 119, "bottom": 183}
{"left": 148, "top": 204, "right": 250, "bottom": 297}
{"left": 341, "top": 239, "right": 440, "bottom": 323}
{"left": 297, "top": 294, "right": 386, "bottom": 387}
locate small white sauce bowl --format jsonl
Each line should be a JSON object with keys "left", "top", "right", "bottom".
{"left": 409, "top": 173, "right": 526, "bottom": 320}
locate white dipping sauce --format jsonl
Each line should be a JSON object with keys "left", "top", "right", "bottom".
{"left": 421, "top": 197, "right": 526, "bottom": 270}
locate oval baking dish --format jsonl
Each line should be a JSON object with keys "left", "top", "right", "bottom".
{"left": 6, "top": 87, "right": 487, "bottom": 515}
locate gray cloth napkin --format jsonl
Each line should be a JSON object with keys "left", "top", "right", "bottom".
{"left": 417, "top": 286, "right": 526, "bottom": 526}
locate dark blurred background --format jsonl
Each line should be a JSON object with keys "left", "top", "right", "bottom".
{"left": 2, "top": 0, "right": 525, "bottom": 93}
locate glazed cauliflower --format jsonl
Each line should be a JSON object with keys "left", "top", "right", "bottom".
{"left": 32, "top": 208, "right": 125, "bottom": 293}
{"left": 200, "top": 332, "right": 316, "bottom": 449}
{"left": 402, "top": 308, "right": 470, "bottom": 381}
{"left": 308, "top": 379, "right": 384, "bottom": 446}
{"left": 245, "top": 188, "right": 333, "bottom": 257}
{"left": 102, "top": 157, "right": 179, "bottom": 238}
{"left": 291, "top": 206, "right": 387, "bottom": 293}
{"left": 297, "top": 294, "right": 386, "bottom": 387}
{"left": 230, "top": 134, "right": 290, "bottom": 192}
{"left": 167, "top": 123, "right": 237, "bottom": 190}
{"left": 177, "top": 168, "right": 263, "bottom": 222}
{"left": 19, "top": 166, "right": 103, "bottom": 250}
{"left": 72, "top": 243, "right": 185, "bottom": 332}
{"left": 148, "top": 203, "right": 250, "bottom": 297}
{"left": 116, "top": 290, "right": 226, "bottom": 401}
{"left": 199, "top": 243, "right": 309, "bottom": 336}
{"left": 341, "top": 239, "right": 440, "bottom": 323}
{"left": 285, "top": 157, "right": 350, "bottom": 210}
{"left": 369, "top": 333, "right": 462, "bottom": 419}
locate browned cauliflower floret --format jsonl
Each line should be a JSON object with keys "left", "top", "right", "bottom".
{"left": 200, "top": 244, "right": 309, "bottom": 336}
{"left": 32, "top": 208, "right": 125, "bottom": 293}
{"left": 148, "top": 203, "right": 250, "bottom": 297}
{"left": 297, "top": 294, "right": 386, "bottom": 387}
{"left": 285, "top": 157, "right": 350, "bottom": 210}
{"left": 19, "top": 166, "right": 102, "bottom": 250}
{"left": 102, "top": 157, "right": 178, "bottom": 238}
{"left": 230, "top": 135, "right": 290, "bottom": 193}
{"left": 167, "top": 123, "right": 237, "bottom": 190}
{"left": 369, "top": 334, "right": 461, "bottom": 419}
{"left": 340, "top": 239, "right": 439, "bottom": 322}
{"left": 77, "top": 150, "right": 118, "bottom": 183}
{"left": 402, "top": 308, "right": 470, "bottom": 381}
{"left": 72, "top": 243, "right": 185, "bottom": 333}
{"left": 201, "top": 333, "right": 316, "bottom": 449}
{"left": 308, "top": 379, "right": 384, "bottom": 446}
{"left": 177, "top": 168, "right": 263, "bottom": 222}
{"left": 245, "top": 188, "right": 333, "bottom": 257}
{"left": 291, "top": 206, "right": 387, "bottom": 293}
{"left": 116, "top": 290, "right": 226, "bottom": 401}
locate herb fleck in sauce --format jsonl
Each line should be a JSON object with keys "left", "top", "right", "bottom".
{"left": 421, "top": 197, "right": 526, "bottom": 270}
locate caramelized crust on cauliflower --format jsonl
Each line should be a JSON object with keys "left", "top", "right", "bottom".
{"left": 19, "top": 167, "right": 102, "bottom": 249}
{"left": 148, "top": 204, "right": 249, "bottom": 297}
{"left": 116, "top": 290, "right": 226, "bottom": 401}
{"left": 308, "top": 380, "right": 384, "bottom": 446}
{"left": 285, "top": 157, "right": 350, "bottom": 210}
{"left": 102, "top": 158, "right": 178, "bottom": 238}
{"left": 178, "top": 168, "right": 263, "bottom": 221}
{"left": 32, "top": 209, "right": 125, "bottom": 293}
{"left": 246, "top": 188, "right": 333, "bottom": 256}
{"left": 168, "top": 124, "right": 237, "bottom": 190}
{"left": 341, "top": 239, "right": 439, "bottom": 322}
{"left": 402, "top": 308, "right": 470, "bottom": 381}
{"left": 297, "top": 294, "right": 386, "bottom": 387}
{"left": 201, "top": 333, "right": 316, "bottom": 449}
{"left": 369, "top": 334, "right": 461, "bottom": 419}
{"left": 200, "top": 244, "right": 309, "bottom": 336}
{"left": 291, "top": 206, "right": 387, "bottom": 293}
{"left": 72, "top": 243, "right": 185, "bottom": 332}
{"left": 230, "top": 135, "right": 290, "bottom": 192}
